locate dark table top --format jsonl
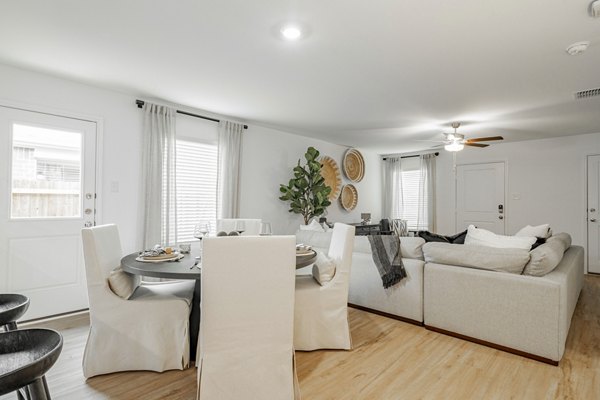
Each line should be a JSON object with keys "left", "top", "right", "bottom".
{"left": 121, "top": 251, "right": 201, "bottom": 280}
{"left": 122, "top": 247, "right": 318, "bottom": 278}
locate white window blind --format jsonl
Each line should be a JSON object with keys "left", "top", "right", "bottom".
{"left": 396, "top": 157, "right": 429, "bottom": 231}
{"left": 175, "top": 139, "right": 218, "bottom": 242}
{"left": 400, "top": 169, "right": 428, "bottom": 230}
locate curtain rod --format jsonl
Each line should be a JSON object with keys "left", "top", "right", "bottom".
{"left": 382, "top": 152, "right": 438, "bottom": 161}
{"left": 135, "top": 100, "right": 248, "bottom": 129}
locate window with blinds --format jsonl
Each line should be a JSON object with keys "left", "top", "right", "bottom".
{"left": 175, "top": 139, "right": 218, "bottom": 242}
{"left": 397, "top": 157, "right": 429, "bottom": 230}
{"left": 400, "top": 169, "right": 428, "bottom": 230}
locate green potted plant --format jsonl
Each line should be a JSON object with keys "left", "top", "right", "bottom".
{"left": 279, "top": 147, "right": 332, "bottom": 225}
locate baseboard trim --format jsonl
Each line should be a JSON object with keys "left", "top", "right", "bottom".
{"left": 424, "top": 325, "right": 559, "bottom": 366}
{"left": 21, "top": 308, "right": 89, "bottom": 325}
{"left": 348, "top": 303, "right": 423, "bottom": 326}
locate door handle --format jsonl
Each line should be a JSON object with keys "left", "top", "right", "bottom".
{"left": 499, "top": 215, "right": 504, "bottom": 220}
{"left": 591, "top": 218, "right": 597, "bottom": 222}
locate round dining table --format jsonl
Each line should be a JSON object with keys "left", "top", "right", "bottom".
{"left": 120, "top": 246, "right": 317, "bottom": 362}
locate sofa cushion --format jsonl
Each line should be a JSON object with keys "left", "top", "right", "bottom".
{"left": 296, "top": 230, "right": 331, "bottom": 250}
{"left": 354, "top": 236, "right": 424, "bottom": 260}
{"left": 417, "top": 231, "right": 450, "bottom": 243}
{"left": 312, "top": 252, "right": 336, "bottom": 285}
{"left": 465, "top": 225, "right": 537, "bottom": 250}
{"left": 523, "top": 233, "right": 572, "bottom": 277}
{"left": 423, "top": 242, "right": 531, "bottom": 274}
{"left": 515, "top": 224, "right": 552, "bottom": 239}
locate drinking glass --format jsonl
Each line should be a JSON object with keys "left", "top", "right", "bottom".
{"left": 235, "top": 220, "right": 246, "bottom": 235}
{"left": 259, "top": 222, "right": 272, "bottom": 236}
{"left": 193, "top": 220, "right": 211, "bottom": 240}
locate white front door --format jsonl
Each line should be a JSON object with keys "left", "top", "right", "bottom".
{"left": 456, "top": 162, "right": 505, "bottom": 234}
{"left": 587, "top": 155, "right": 600, "bottom": 274}
{"left": 0, "top": 106, "right": 97, "bottom": 320}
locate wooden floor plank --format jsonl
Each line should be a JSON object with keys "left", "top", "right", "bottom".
{"left": 2, "top": 275, "right": 599, "bottom": 399}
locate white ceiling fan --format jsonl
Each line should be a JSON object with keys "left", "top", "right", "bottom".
{"left": 423, "top": 122, "right": 504, "bottom": 152}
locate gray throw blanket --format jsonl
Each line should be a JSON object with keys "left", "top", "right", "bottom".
{"left": 367, "top": 234, "right": 407, "bottom": 288}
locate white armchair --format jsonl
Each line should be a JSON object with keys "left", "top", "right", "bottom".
{"left": 197, "top": 236, "right": 300, "bottom": 399}
{"left": 216, "top": 218, "right": 262, "bottom": 235}
{"left": 294, "top": 223, "right": 355, "bottom": 351}
{"left": 81, "top": 224, "right": 194, "bottom": 378}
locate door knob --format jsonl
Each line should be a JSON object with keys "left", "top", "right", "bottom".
{"left": 499, "top": 215, "right": 504, "bottom": 220}
{"left": 591, "top": 218, "right": 597, "bottom": 222}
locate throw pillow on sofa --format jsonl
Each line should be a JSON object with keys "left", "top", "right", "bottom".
{"left": 423, "top": 242, "right": 531, "bottom": 274}
{"left": 312, "top": 252, "right": 337, "bottom": 285}
{"left": 515, "top": 224, "right": 552, "bottom": 239}
{"left": 417, "top": 229, "right": 467, "bottom": 244}
{"left": 465, "top": 225, "right": 536, "bottom": 250}
{"left": 522, "top": 233, "right": 572, "bottom": 276}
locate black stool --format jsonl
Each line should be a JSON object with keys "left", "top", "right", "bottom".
{"left": 0, "top": 329, "right": 63, "bottom": 400}
{"left": 0, "top": 294, "right": 30, "bottom": 331}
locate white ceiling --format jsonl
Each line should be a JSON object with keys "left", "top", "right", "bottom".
{"left": 1, "top": 0, "right": 599, "bottom": 153}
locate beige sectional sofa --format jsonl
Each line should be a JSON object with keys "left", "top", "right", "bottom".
{"left": 295, "top": 230, "right": 584, "bottom": 364}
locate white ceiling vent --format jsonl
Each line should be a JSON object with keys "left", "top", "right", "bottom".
{"left": 574, "top": 87, "right": 600, "bottom": 99}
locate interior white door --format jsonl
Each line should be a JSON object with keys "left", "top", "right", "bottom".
{"left": 456, "top": 162, "right": 505, "bottom": 234}
{"left": 0, "top": 106, "right": 96, "bottom": 320}
{"left": 586, "top": 155, "right": 600, "bottom": 274}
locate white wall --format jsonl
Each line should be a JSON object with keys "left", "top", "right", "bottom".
{"left": 0, "top": 63, "right": 383, "bottom": 246}
{"left": 435, "top": 133, "right": 600, "bottom": 253}
{"left": 240, "top": 125, "right": 382, "bottom": 234}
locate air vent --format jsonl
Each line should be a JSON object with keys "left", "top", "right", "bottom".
{"left": 574, "top": 87, "right": 600, "bottom": 99}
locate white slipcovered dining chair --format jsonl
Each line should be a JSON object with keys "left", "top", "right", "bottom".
{"left": 197, "top": 235, "right": 300, "bottom": 400}
{"left": 81, "top": 224, "right": 194, "bottom": 378}
{"left": 216, "top": 218, "right": 262, "bottom": 235}
{"left": 294, "top": 223, "right": 355, "bottom": 351}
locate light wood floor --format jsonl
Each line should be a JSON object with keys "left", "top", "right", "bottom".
{"left": 3, "top": 275, "right": 599, "bottom": 400}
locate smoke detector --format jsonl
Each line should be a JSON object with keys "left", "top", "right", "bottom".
{"left": 566, "top": 41, "right": 590, "bottom": 55}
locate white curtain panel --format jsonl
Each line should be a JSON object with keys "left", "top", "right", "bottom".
{"left": 417, "top": 153, "right": 436, "bottom": 231}
{"left": 217, "top": 120, "right": 244, "bottom": 219}
{"left": 382, "top": 156, "right": 403, "bottom": 220}
{"left": 141, "top": 102, "right": 177, "bottom": 248}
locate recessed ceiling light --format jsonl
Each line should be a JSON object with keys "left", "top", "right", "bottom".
{"left": 566, "top": 41, "right": 590, "bottom": 56}
{"left": 281, "top": 25, "right": 302, "bottom": 41}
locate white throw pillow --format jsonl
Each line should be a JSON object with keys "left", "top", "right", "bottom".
{"left": 515, "top": 224, "right": 552, "bottom": 239}
{"left": 312, "top": 252, "right": 337, "bottom": 285}
{"left": 522, "top": 233, "right": 572, "bottom": 276}
{"left": 299, "top": 219, "right": 325, "bottom": 232}
{"left": 107, "top": 267, "right": 140, "bottom": 299}
{"left": 465, "top": 225, "right": 536, "bottom": 250}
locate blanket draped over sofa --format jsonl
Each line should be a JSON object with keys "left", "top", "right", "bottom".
{"left": 367, "top": 235, "right": 407, "bottom": 288}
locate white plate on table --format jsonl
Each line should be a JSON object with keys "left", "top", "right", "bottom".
{"left": 135, "top": 253, "right": 184, "bottom": 263}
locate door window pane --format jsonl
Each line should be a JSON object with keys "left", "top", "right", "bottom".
{"left": 11, "top": 124, "right": 82, "bottom": 218}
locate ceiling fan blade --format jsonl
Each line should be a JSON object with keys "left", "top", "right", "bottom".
{"left": 465, "top": 136, "right": 504, "bottom": 143}
{"left": 465, "top": 142, "right": 489, "bottom": 148}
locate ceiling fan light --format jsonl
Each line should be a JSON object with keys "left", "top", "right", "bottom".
{"left": 445, "top": 142, "right": 464, "bottom": 152}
